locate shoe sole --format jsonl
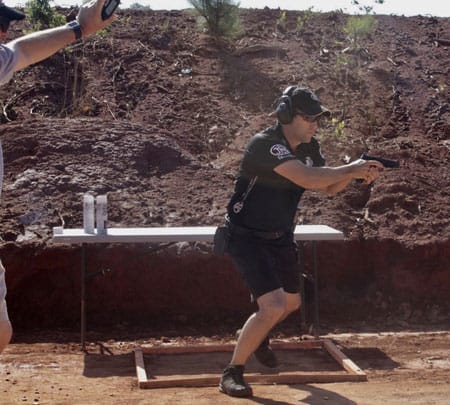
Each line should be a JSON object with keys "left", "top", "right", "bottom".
{"left": 219, "top": 383, "right": 253, "bottom": 397}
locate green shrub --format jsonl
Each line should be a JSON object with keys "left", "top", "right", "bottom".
{"left": 129, "top": 3, "right": 151, "bottom": 10}
{"left": 25, "top": 0, "right": 66, "bottom": 31}
{"left": 331, "top": 117, "right": 347, "bottom": 140}
{"left": 296, "top": 7, "right": 315, "bottom": 32}
{"left": 276, "top": 10, "right": 287, "bottom": 32}
{"left": 188, "top": 0, "right": 241, "bottom": 38}
{"left": 343, "top": 14, "right": 377, "bottom": 46}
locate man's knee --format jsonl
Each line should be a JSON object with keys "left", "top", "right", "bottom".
{"left": 285, "top": 292, "right": 301, "bottom": 314}
{"left": 286, "top": 299, "right": 301, "bottom": 313}
{"left": 256, "top": 291, "right": 287, "bottom": 324}
{"left": 256, "top": 305, "right": 285, "bottom": 325}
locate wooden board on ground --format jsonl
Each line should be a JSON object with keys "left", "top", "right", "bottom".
{"left": 134, "top": 339, "right": 367, "bottom": 389}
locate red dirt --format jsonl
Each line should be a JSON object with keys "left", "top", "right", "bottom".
{"left": 0, "top": 7, "right": 449, "bottom": 403}
{"left": 2, "top": 330, "right": 449, "bottom": 404}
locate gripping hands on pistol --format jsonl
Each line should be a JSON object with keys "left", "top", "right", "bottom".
{"left": 348, "top": 158, "right": 383, "bottom": 184}
{"left": 361, "top": 153, "right": 400, "bottom": 169}
{"left": 351, "top": 153, "right": 400, "bottom": 184}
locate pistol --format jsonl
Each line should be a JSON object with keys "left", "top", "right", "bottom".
{"left": 361, "top": 153, "right": 400, "bottom": 168}
{"left": 102, "top": 0, "right": 120, "bottom": 20}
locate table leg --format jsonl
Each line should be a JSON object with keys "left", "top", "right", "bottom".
{"left": 312, "top": 241, "right": 319, "bottom": 337}
{"left": 81, "top": 243, "right": 87, "bottom": 350}
{"left": 297, "top": 242, "right": 307, "bottom": 332}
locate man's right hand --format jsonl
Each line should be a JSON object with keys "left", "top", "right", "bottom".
{"left": 348, "top": 158, "right": 383, "bottom": 184}
{"left": 77, "top": 0, "right": 117, "bottom": 38}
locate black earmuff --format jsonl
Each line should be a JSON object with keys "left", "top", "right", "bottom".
{"left": 276, "top": 86, "right": 297, "bottom": 125}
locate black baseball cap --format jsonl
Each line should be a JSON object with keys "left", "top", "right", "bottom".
{"left": 0, "top": 3, "right": 25, "bottom": 33}
{"left": 0, "top": 3, "right": 25, "bottom": 21}
{"left": 290, "top": 86, "right": 331, "bottom": 118}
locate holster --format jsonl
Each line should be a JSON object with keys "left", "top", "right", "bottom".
{"left": 213, "top": 226, "right": 230, "bottom": 256}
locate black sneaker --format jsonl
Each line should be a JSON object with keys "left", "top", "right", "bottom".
{"left": 236, "top": 329, "right": 278, "bottom": 368}
{"left": 219, "top": 365, "right": 253, "bottom": 397}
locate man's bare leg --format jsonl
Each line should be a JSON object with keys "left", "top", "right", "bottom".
{"left": 0, "top": 320, "right": 12, "bottom": 353}
{"left": 230, "top": 288, "right": 287, "bottom": 365}
{"left": 235, "top": 291, "right": 301, "bottom": 366}
{"left": 220, "top": 290, "right": 301, "bottom": 397}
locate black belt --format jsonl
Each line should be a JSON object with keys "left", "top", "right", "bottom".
{"left": 226, "top": 220, "right": 290, "bottom": 240}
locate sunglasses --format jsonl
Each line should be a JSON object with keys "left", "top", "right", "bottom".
{"left": 297, "top": 114, "right": 321, "bottom": 123}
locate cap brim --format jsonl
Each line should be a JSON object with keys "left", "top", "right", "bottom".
{"left": 0, "top": 5, "right": 26, "bottom": 21}
{"left": 296, "top": 108, "right": 331, "bottom": 119}
{"left": 317, "top": 108, "right": 331, "bottom": 118}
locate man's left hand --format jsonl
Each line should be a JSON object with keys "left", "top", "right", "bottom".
{"left": 363, "top": 166, "right": 382, "bottom": 184}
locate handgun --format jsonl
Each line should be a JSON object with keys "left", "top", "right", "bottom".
{"left": 102, "top": 0, "right": 120, "bottom": 20}
{"left": 361, "top": 153, "right": 400, "bottom": 168}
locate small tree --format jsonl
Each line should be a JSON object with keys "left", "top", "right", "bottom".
{"left": 25, "top": 0, "right": 65, "bottom": 31}
{"left": 343, "top": 0, "right": 381, "bottom": 54}
{"left": 129, "top": 3, "right": 151, "bottom": 10}
{"left": 296, "top": 7, "right": 315, "bottom": 33}
{"left": 351, "top": 0, "right": 385, "bottom": 14}
{"left": 343, "top": 14, "right": 377, "bottom": 47}
{"left": 276, "top": 10, "right": 287, "bottom": 33}
{"left": 188, "top": 0, "right": 240, "bottom": 38}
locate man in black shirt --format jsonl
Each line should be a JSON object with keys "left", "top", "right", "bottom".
{"left": 219, "top": 86, "right": 382, "bottom": 397}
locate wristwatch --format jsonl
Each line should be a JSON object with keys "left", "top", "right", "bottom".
{"left": 67, "top": 20, "right": 82, "bottom": 41}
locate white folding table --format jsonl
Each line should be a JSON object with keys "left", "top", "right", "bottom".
{"left": 52, "top": 225, "right": 344, "bottom": 349}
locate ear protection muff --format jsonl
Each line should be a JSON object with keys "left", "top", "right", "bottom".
{"left": 276, "top": 86, "right": 297, "bottom": 125}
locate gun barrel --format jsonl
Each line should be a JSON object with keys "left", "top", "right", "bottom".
{"left": 361, "top": 153, "right": 400, "bottom": 168}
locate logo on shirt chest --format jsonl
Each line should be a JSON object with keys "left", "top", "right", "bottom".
{"left": 270, "top": 144, "right": 293, "bottom": 160}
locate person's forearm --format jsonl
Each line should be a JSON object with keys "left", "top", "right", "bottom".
{"left": 8, "top": 25, "right": 76, "bottom": 71}
{"left": 5, "top": 0, "right": 115, "bottom": 72}
{"left": 320, "top": 177, "right": 353, "bottom": 195}
{"left": 302, "top": 165, "right": 354, "bottom": 189}
{"left": 274, "top": 160, "right": 355, "bottom": 190}
{"left": 275, "top": 158, "right": 384, "bottom": 190}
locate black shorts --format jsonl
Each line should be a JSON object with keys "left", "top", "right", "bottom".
{"left": 227, "top": 231, "right": 300, "bottom": 299}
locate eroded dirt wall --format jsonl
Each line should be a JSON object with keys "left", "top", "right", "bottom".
{"left": 1, "top": 240, "right": 449, "bottom": 330}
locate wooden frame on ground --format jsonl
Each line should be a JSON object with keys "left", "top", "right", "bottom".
{"left": 134, "top": 339, "right": 367, "bottom": 389}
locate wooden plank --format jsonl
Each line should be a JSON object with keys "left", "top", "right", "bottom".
{"left": 134, "top": 348, "right": 148, "bottom": 386}
{"left": 246, "top": 372, "right": 367, "bottom": 384}
{"left": 140, "top": 374, "right": 219, "bottom": 389}
{"left": 140, "top": 340, "right": 324, "bottom": 355}
{"left": 141, "top": 343, "right": 236, "bottom": 355}
{"left": 272, "top": 340, "right": 324, "bottom": 350}
{"left": 138, "top": 372, "right": 366, "bottom": 389}
{"left": 323, "top": 339, "right": 367, "bottom": 377}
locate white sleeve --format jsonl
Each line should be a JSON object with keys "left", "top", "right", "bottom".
{"left": 0, "top": 45, "right": 18, "bottom": 201}
{"left": 0, "top": 45, "right": 18, "bottom": 86}
{"left": 0, "top": 141, "right": 3, "bottom": 201}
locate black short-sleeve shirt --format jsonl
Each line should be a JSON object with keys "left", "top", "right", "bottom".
{"left": 227, "top": 124, "right": 325, "bottom": 232}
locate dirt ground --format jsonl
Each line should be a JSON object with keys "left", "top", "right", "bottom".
{"left": 0, "top": 5, "right": 449, "bottom": 405}
{"left": 1, "top": 329, "right": 449, "bottom": 404}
